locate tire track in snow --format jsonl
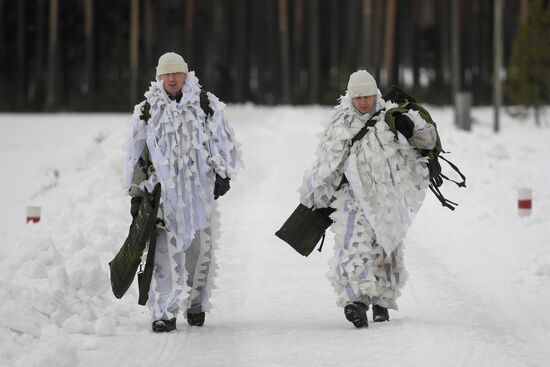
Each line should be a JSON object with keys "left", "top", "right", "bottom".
{"left": 406, "top": 239, "right": 542, "bottom": 366}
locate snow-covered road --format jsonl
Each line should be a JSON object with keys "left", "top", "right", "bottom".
{"left": 1, "top": 107, "right": 549, "bottom": 366}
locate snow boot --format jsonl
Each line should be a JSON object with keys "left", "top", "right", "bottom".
{"left": 152, "top": 318, "right": 177, "bottom": 332}
{"left": 344, "top": 302, "right": 369, "bottom": 328}
{"left": 372, "top": 304, "right": 390, "bottom": 322}
{"left": 187, "top": 312, "right": 205, "bottom": 327}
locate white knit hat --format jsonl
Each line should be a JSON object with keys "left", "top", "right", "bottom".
{"left": 156, "top": 52, "right": 189, "bottom": 77}
{"left": 347, "top": 70, "right": 377, "bottom": 98}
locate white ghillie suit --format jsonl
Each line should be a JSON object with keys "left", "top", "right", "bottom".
{"left": 125, "top": 72, "right": 241, "bottom": 320}
{"left": 300, "top": 91, "right": 436, "bottom": 310}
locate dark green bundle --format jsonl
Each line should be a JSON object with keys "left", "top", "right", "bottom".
{"left": 384, "top": 86, "right": 466, "bottom": 210}
{"left": 275, "top": 204, "right": 334, "bottom": 257}
{"left": 109, "top": 183, "right": 161, "bottom": 299}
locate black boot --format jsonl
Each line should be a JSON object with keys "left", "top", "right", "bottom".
{"left": 344, "top": 302, "right": 369, "bottom": 328}
{"left": 372, "top": 304, "right": 390, "bottom": 322}
{"left": 152, "top": 318, "right": 177, "bottom": 332}
{"left": 187, "top": 312, "right": 205, "bottom": 327}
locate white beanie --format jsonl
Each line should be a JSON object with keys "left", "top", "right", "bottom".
{"left": 156, "top": 52, "right": 189, "bottom": 77}
{"left": 347, "top": 70, "right": 377, "bottom": 98}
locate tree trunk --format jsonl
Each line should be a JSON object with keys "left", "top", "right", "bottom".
{"left": 520, "top": 0, "right": 528, "bottom": 24}
{"left": 231, "top": 0, "right": 247, "bottom": 102}
{"left": 292, "top": 0, "right": 304, "bottom": 102}
{"left": 344, "top": 0, "right": 358, "bottom": 70}
{"left": 493, "top": 0, "right": 503, "bottom": 133}
{"left": 361, "top": 0, "right": 372, "bottom": 69}
{"left": 31, "top": 0, "right": 46, "bottom": 106}
{"left": 451, "top": 0, "right": 460, "bottom": 95}
{"left": 0, "top": 0, "right": 4, "bottom": 103}
{"left": 308, "top": 0, "right": 319, "bottom": 103}
{"left": 329, "top": 0, "right": 339, "bottom": 81}
{"left": 279, "top": 0, "right": 290, "bottom": 104}
{"left": 248, "top": 1, "right": 262, "bottom": 101}
{"left": 17, "top": 0, "right": 26, "bottom": 110}
{"left": 130, "top": 0, "right": 139, "bottom": 104}
{"left": 144, "top": 0, "right": 154, "bottom": 76}
{"left": 372, "top": 0, "right": 384, "bottom": 81}
{"left": 46, "top": 0, "right": 59, "bottom": 110}
{"left": 382, "top": 0, "right": 396, "bottom": 88}
{"left": 264, "top": 1, "right": 278, "bottom": 104}
{"left": 183, "top": 0, "right": 195, "bottom": 59}
{"left": 212, "top": 0, "right": 224, "bottom": 93}
{"left": 437, "top": 0, "right": 451, "bottom": 88}
{"left": 83, "top": 0, "right": 94, "bottom": 105}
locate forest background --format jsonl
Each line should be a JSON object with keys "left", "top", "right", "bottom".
{"left": 0, "top": 0, "right": 548, "bottom": 113}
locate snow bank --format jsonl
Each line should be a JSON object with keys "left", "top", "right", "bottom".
{"left": 0, "top": 116, "right": 137, "bottom": 366}
{"left": 1, "top": 107, "right": 549, "bottom": 367}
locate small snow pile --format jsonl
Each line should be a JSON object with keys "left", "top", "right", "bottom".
{"left": 0, "top": 126, "right": 137, "bottom": 366}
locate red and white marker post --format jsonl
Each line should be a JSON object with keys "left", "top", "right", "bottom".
{"left": 518, "top": 188, "right": 532, "bottom": 217}
{"left": 26, "top": 206, "right": 42, "bottom": 223}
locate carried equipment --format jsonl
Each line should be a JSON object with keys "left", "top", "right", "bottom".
{"left": 275, "top": 86, "right": 466, "bottom": 257}
{"left": 109, "top": 183, "right": 161, "bottom": 299}
{"left": 275, "top": 204, "right": 334, "bottom": 257}
{"left": 384, "top": 86, "right": 466, "bottom": 210}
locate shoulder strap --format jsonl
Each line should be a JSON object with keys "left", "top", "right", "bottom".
{"left": 336, "top": 109, "right": 382, "bottom": 190}
{"left": 139, "top": 89, "right": 213, "bottom": 124}
{"left": 350, "top": 109, "right": 382, "bottom": 145}
{"left": 200, "top": 89, "right": 214, "bottom": 118}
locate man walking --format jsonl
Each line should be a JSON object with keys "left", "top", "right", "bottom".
{"left": 299, "top": 70, "right": 436, "bottom": 327}
{"left": 125, "top": 52, "right": 241, "bottom": 332}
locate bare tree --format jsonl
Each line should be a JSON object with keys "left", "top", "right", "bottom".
{"left": 279, "top": 0, "right": 291, "bottom": 104}
{"left": 211, "top": 0, "right": 225, "bottom": 91}
{"left": 308, "top": 0, "right": 320, "bottom": 103}
{"left": 437, "top": 0, "right": 451, "bottom": 89}
{"left": 46, "top": 0, "right": 59, "bottom": 110}
{"left": 30, "top": 0, "right": 46, "bottom": 105}
{"left": 372, "top": 0, "right": 384, "bottom": 81}
{"left": 329, "top": 0, "right": 340, "bottom": 81}
{"left": 292, "top": 0, "right": 304, "bottom": 102}
{"left": 361, "top": 0, "right": 373, "bottom": 69}
{"left": 144, "top": 0, "right": 155, "bottom": 75}
{"left": 493, "top": 0, "right": 503, "bottom": 132}
{"left": 183, "top": 0, "right": 195, "bottom": 59}
{"left": 451, "top": 0, "right": 460, "bottom": 96}
{"left": 130, "top": 0, "right": 139, "bottom": 104}
{"left": 231, "top": 0, "right": 247, "bottom": 102}
{"left": 83, "top": 0, "right": 94, "bottom": 104}
{"left": 383, "top": 0, "right": 396, "bottom": 88}
{"left": 520, "top": 0, "right": 528, "bottom": 24}
{"left": 17, "top": 0, "right": 25, "bottom": 110}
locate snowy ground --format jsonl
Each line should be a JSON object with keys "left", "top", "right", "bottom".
{"left": 1, "top": 106, "right": 549, "bottom": 367}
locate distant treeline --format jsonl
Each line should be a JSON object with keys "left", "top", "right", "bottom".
{"left": 0, "top": 0, "right": 526, "bottom": 112}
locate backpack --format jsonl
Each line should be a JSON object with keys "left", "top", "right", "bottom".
{"left": 139, "top": 89, "right": 213, "bottom": 123}
{"left": 383, "top": 86, "right": 466, "bottom": 210}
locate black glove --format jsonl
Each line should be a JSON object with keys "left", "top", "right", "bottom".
{"left": 393, "top": 112, "right": 414, "bottom": 139}
{"left": 130, "top": 196, "right": 142, "bottom": 218}
{"left": 213, "top": 174, "right": 231, "bottom": 200}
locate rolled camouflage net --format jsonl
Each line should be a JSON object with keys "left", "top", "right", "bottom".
{"left": 109, "top": 183, "right": 161, "bottom": 299}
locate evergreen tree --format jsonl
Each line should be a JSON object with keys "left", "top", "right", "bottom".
{"left": 505, "top": 0, "right": 550, "bottom": 125}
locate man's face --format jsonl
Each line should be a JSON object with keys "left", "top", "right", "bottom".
{"left": 352, "top": 95, "right": 376, "bottom": 114}
{"left": 159, "top": 72, "right": 187, "bottom": 97}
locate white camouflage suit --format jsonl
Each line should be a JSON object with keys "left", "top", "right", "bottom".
{"left": 125, "top": 72, "right": 241, "bottom": 321}
{"left": 300, "top": 90, "right": 436, "bottom": 310}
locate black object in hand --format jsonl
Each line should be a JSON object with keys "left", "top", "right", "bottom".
{"left": 214, "top": 174, "right": 231, "bottom": 200}
{"left": 393, "top": 112, "right": 414, "bottom": 138}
